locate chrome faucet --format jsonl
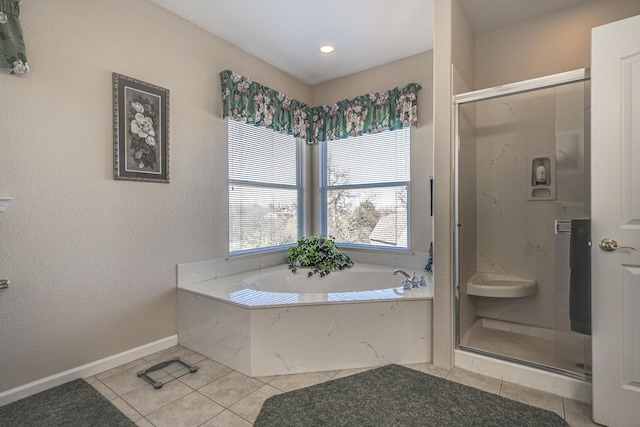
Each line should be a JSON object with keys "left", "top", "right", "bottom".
{"left": 392, "top": 269, "right": 422, "bottom": 289}
{"left": 392, "top": 268, "right": 411, "bottom": 279}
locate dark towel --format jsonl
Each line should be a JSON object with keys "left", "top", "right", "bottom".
{"left": 569, "top": 219, "right": 591, "bottom": 335}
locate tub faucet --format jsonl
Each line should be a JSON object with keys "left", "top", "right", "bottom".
{"left": 393, "top": 269, "right": 419, "bottom": 289}
{"left": 392, "top": 268, "right": 411, "bottom": 279}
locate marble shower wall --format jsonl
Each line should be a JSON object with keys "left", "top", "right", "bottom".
{"left": 467, "top": 82, "right": 588, "bottom": 330}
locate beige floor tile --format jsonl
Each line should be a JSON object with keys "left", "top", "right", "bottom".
{"left": 200, "top": 410, "right": 252, "bottom": 427}
{"left": 96, "top": 358, "right": 149, "bottom": 381}
{"left": 168, "top": 346, "right": 208, "bottom": 364}
{"left": 564, "top": 399, "right": 599, "bottom": 426}
{"left": 319, "top": 369, "right": 341, "bottom": 378}
{"left": 145, "top": 391, "right": 224, "bottom": 427}
{"left": 135, "top": 418, "right": 155, "bottom": 427}
{"left": 402, "top": 362, "right": 450, "bottom": 378}
{"left": 446, "top": 367, "right": 502, "bottom": 394}
{"left": 100, "top": 362, "right": 152, "bottom": 396}
{"left": 111, "top": 397, "right": 143, "bottom": 422}
{"left": 146, "top": 346, "right": 207, "bottom": 367}
{"left": 332, "top": 367, "right": 375, "bottom": 379}
{"left": 90, "top": 380, "right": 118, "bottom": 401}
{"left": 178, "top": 359, "right": 232, "bottom": 389}
{"left": 143, "top": 345, "right": 184, "bottom": 362}
{"left": 254, "top": 375, "right": 277, "bottom": 384}
{"left": 122, "top": 379, "right": 193, "bottom": 416}
{"left": 229, "top": 384, "right": 282, "bottom": 423}
{"left": 500, "top": 382, "right": 564, "bottom": 418}
{"left": 199, "top": 371, "right": 264, "bottom": 407}
{"left": 268, "top": 371, "right": 334, "bottom": 392}
{"left": 87, "top": 350, "right": 606, "bottom": 427}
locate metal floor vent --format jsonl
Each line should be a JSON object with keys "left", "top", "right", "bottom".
{"left": 137, "top": 357, "right": 198, "bottom": 389}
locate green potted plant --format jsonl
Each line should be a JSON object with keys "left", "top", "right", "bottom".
{"left": 288, "top": 235, "right": 354, "bottom": 277}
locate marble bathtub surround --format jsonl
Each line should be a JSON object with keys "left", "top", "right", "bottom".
{"left": 177, "top": 260, "right": 433, "bottom": 377}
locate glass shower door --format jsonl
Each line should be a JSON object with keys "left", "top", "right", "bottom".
{"left": 455, "top": 72, "right": 591, "bottom": 379}
{"left": 552, "top": 80, "right": 591, "bottom": 378}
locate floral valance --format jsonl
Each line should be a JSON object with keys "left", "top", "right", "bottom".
{"left": 0, "top": 0, "right": 29, "bottom": 75}
{"left": 311, "top": 83, "right": 421, "bottom": 142}
{"left": 220, "top": 70, "right": 311, "bottom": 143}
{"left": 220, "top": 70, "right": 421, "bottom": 144}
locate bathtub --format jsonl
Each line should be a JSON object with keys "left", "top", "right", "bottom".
{"left": 177, "top": 262, "right": 433, "bottom": 376}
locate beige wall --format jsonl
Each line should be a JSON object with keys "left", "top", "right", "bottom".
{"left": 432, "top": 0, "right": 453, "bottom": 369}
{"left": 451, "top": 0, "right": 475, "bottom": 93}
{"left": 0, "top": 0, "right": 312, "bottom": 393}
{"left": 475, "top": 0, "right": 640, "bottom": 89}
{"left": 0, "top": 0, "right": 434, "bottom": 393}
{"left": 432, "top": 0, "right": 476, "bottom": 370}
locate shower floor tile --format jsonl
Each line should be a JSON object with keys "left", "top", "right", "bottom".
{"left": 461, "top": 318, "right": 588, "bottom": 376}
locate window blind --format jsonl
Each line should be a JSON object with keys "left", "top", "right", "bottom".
{"left": 322, "top": 128, "right": 410, "bottom": 248}
{"left": 228, "top": 120, "right": 301, "bottom": 253}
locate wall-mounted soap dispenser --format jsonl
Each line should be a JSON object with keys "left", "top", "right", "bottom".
{"left": 527, "top": 154, "right": 556, "bottom": 200}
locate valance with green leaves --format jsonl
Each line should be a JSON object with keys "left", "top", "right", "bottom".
{"left": 221, "top": 70, "right": 311, "bottom": 142}
{"left": 220, "top": 70, "right": 421, "bottom": 144}
{"left": 0, "top": 0, "right": 29, "bottom": 75}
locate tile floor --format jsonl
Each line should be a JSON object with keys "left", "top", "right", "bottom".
{"left": 87, "top": 345, "right": 600, "bottom": 427}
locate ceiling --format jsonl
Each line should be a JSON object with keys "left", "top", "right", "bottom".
{"left": 149, "top": 0, "right": 590, "bottom": 85}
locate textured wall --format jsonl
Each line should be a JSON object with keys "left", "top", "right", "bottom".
{"left": 0, "top": 0, "right": 311, "bottom": 393}
{"left": 0, "top": 0, "right": 436, "bottom": 393}
{"left": 432, "top": 0, "right": 454, "bottom": 369}
{"left": 474, "top": 0, "right": 640, "bottom": 90}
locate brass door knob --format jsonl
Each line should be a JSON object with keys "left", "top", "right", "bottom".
{"left": 599, "top": 238, "right": 636, "bottom": 252}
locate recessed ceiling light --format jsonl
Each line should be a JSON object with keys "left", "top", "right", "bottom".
{"left": 318, "top": 43, "right": 336, "bottom": 54}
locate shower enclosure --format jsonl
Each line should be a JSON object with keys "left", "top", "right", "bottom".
{"left": 454, "top": 69, "right": 591, "bottom": 380}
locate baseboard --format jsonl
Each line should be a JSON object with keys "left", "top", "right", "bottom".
{"left": 0, "top": 335, "right": 178, "bottom": 406}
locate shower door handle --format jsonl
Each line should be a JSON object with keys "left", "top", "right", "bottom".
{"left": 599, "top": 238, "right": 636, "bottom": 252}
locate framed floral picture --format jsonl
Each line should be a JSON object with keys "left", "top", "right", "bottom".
{"left": 113, "top": 73, "right": 169, "bottom": 183}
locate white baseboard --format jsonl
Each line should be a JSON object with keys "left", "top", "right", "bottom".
{"left": 0, "top": 335, "right": 178, "bottom": 406}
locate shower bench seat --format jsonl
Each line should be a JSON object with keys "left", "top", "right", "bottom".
{"left": 467, "top": 273, "right": 537, "bottom": 298}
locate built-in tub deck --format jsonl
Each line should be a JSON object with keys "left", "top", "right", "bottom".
{"left": 178, "top": 263, "right": 433, "bottom": 376}
{"left": 179, "top": 263, "right": 433, "bottom": 308}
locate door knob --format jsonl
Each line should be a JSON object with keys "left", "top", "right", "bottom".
{"left": 599, "top": 238, "right": 637, "bottom": 252}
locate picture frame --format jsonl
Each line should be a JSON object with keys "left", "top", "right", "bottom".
{"left": 113, "top": 73, "right": 170, "bottom": 183}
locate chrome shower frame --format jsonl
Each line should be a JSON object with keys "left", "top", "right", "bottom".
{"left": 453, "top": 68, "right": 590, "bottom": 378}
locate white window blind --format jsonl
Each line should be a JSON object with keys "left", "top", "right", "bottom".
{"left": 322, "top": 128, "right": 410, "bottom": 248}
{"left": 228, "top": 119, "right": 301, "bottom": 253}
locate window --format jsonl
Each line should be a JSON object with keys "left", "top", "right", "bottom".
{"left": 228, "top": 119, "right": 302, "bottom": 253}
{"left": 321, "top": 128, "right": 410, "bottom": 248}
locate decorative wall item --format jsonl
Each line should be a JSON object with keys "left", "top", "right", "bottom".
{"left": 0, "top": 0, "right": 29, "bottom": 75}
{"left": 113, "top": 73, "right": 169, "bottom": 183}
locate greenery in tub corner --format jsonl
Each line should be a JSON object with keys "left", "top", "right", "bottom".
{"left": 287, "top": 235, "right": 354, "bottom": 278}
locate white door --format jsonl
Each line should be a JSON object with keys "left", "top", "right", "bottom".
{"left": 592, "top": 14, "right": 640, "bottom": 426}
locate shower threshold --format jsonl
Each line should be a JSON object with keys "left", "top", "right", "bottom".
{"left": 460, "top": 318, "right": 591, "bottom": 380}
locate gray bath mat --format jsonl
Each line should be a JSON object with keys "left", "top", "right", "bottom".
{"left": 0, "top": 378, "right": 135, "bottom": 427}
{"left": 254, "top": 364, "right": 568, "bottom": 426}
